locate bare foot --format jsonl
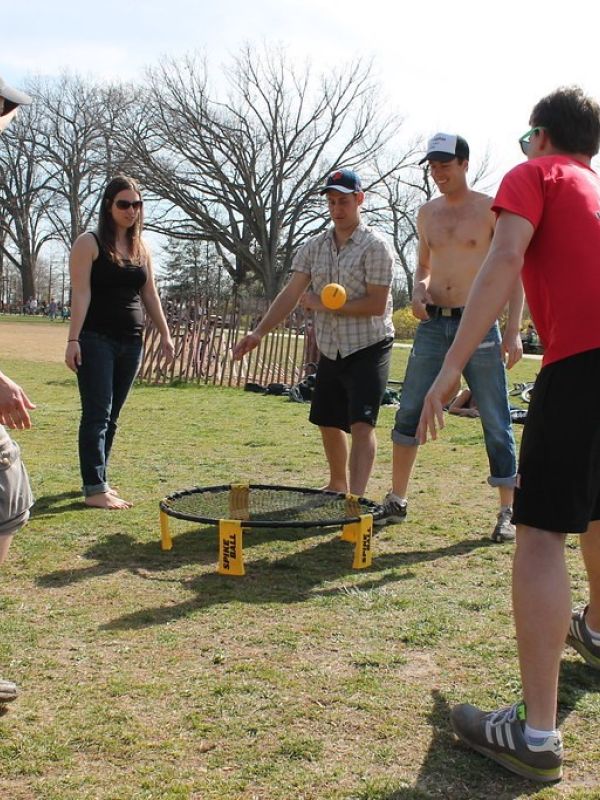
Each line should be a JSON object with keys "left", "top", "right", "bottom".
{"left": 84, "top": 492, "right": 133, "bottom": 510}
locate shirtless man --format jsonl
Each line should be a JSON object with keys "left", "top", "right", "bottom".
{"left": 379, "top": 133, "right": 523, "bottom": 541}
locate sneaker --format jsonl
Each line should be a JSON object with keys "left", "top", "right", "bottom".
{"left": 374, "top": 492, "right": 407, "bottom": 526}
{"left": 0, "top": 678, "right": 18, "bottom": 704}
{"left": 450, "top": 701, "right": 563, "bottom": 783}
{"left": 491, "top": 508, "right": 516, "bottom": 542}
{"left": 567, "top": 606, "right": 600, "bottom": 670}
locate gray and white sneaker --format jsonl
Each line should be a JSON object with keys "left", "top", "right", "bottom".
{"left": 0, "top": 678, "right": 18, "bottom": 704}
{"left": 491, "top": 508, "right": 516, "bottom": 542}
{"left": 451, "top": 700, "right": 563, "bottom": 783}
{"left": 567, "top": 606, "right": 600, "bottom": 670}
{"left": 374, "top": 492, "right": 407, "bottom": 526}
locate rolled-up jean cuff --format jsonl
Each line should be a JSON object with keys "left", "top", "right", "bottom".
{"left": 487, "top": 475, "right": 517, "bottom": 488}
{"left": 391, "top": 430, "right": 420, "bottom": 447}
{"left": 0, "top": 508, "right": 30, "bottom": 536}
{"left": 83, "top": 482, "right": 109, "bottom": 498}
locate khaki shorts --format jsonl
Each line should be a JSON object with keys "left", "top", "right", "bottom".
{"left": 0, "top": 427, "right": 33, "bottom": 536}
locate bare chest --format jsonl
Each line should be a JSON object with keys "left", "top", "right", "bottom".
{"left": 425, "top": 206, "right": 492, "bottom": 252}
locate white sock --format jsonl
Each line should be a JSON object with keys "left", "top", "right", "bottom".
{"left": 387, "top": 492, "right": 406, "bottom": 505}
{"left": 524, "top": 723, "right": 558, "bottom": 744}
{"left": 500, "top": 505, "right": 513, "bottom": 514}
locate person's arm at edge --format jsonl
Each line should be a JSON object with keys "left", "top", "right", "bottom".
{"left": 65, "top": 233, "right": 95, "bottom": 372}
{"left": 416, "top": 212, "right": 534, "bottom": 443}
{"left": 139, "top": 248, "right": 175, "bottom": 361}
{"left": 0, "top": 370, "right": 35, "bottom": 430}
{"left": 232, "top": 271, "right": 311, "bottom": 359}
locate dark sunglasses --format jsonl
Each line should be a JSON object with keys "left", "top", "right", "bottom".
{"left": 518, "top": 127, "right": 544, "bottom": 156}
{"left": 114, "top": 199, "right": 143, "bottom": 210}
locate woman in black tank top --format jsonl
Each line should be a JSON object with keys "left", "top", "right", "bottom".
{"left": 65, "top": 176, "right": 174, "bottom": 509}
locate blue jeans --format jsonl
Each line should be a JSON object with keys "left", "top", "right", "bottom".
{"left": 392, "top": 316, "right": 516, "bottom": 486}
{"left": 76, "top": 331, "right": 142, "bottom": 496}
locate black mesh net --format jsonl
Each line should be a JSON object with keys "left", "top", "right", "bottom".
{"left": 160, "top": 484, "right": 383, "bottom": 528}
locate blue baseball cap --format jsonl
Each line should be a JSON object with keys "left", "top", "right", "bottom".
{"left": 320, "top": 168, "right": 362, "bottom": 194}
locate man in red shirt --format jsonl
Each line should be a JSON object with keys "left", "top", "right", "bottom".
{"left": 418, "top": 86, "right": 600, "bottom": 782}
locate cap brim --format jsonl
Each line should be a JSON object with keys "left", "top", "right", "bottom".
{"left": 0, "top": 80, "right": 32, "bottom": 107}
{"left": 418, "top": 151, "right": 457, "bottom": 165}
{"left": 319, "top": 186, "right": 356, "bottom": 195}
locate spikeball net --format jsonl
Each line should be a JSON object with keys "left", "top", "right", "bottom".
{"left": 159, "top": 483, "right": 384, "bottom": 576}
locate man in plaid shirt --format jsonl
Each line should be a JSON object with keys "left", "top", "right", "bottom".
{"left": 233, "top": 168, "right": 394, "bottom": 496}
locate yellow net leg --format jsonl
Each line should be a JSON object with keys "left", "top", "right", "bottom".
{"left": 218, "top": 519, "right": 245, "bottom": 576}
{"left": 340, "top": 493, "right": 361, "bottom": 541}
{"left": 340, "top": 521, "right": 358, "bottom": 542}
{"left": 160, "top": 510, "right": 173, "bottom": 551}
{"left": 351, "top": 514, "right": 373, "bottom": 569}
{"left": 229, "top": 484, "right": 250, "bottom": 519}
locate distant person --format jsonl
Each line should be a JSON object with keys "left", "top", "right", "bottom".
{"left": 65, "top": 175, "right": 174, "bottom": 509}
{"left": 379, "top": 133, "right": 523, "bottom": 542}
{"left": 418, "top": 86, "right": 600, "bottom": 784}
{"left": 48, "top": 298, "right": 58, "bottom": 320}
{"left": 61, "top": 304, "right": 70, "bottom": 322}
{"left": 233, "top": 168, "right": 394, "bottom": 496}
{"left": 0, "top": 75, "right": 36, "bottom": 707}
{"left": 447, "top": 386, "right": 479, "bottom": 418}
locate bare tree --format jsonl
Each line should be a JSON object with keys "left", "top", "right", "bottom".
{"left": 31, "top": 74, "right": 135, "bottom": 249}
{"left": 122, "top": 47, "right": 406, "bottom": 300}
{"left": 0, "top": 102, "right": 57, "bottom": 301}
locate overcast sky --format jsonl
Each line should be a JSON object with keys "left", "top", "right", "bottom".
{"left": 4, "top": 0, "right": 600, "bottom": 188}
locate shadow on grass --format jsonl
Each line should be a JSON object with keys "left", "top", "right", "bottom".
{"left": 363, "top": 677, "right": 599, "bottom": 800}
{"left": 30, "top": 490, "right": 82, "bottom": 517}
{"left": 36, "top": 528, "right": 492, "bottom": 629}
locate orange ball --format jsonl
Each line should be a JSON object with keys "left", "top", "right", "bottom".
{"left": 320, "top": 283, "right": 347, "bottom": 310}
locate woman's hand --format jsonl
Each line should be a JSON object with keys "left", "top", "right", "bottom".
{"left": 232, "top": 332, "right": 261, "bottom": 360}
{"left": 161, "top": 336, "right": 175, "bottom": 363}
{"left": 65, "top": 340, "right": 82, "bottom": 372}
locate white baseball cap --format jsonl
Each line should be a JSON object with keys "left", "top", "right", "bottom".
{"left": 0, "top": 75, "right": 32, "bottom": 113}
{"left": 419, "top": 132, "right": 470, "bottom": 164}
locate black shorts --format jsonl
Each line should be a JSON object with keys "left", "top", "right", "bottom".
{"left": 513, "top": 347, "right": 600, "bottom": 533}
{"left": 309, "top": 338, "right": 393, "bottom": 433}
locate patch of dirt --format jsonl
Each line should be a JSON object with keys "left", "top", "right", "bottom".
{"left": 0, "top": 319, "right": 68, "bottom": 363}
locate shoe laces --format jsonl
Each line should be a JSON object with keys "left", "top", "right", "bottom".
{"left": 488, "top": 702, "right": 523, "bottom": 728}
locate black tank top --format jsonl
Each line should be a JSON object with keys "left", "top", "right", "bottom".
{"left": 82, "top": 233, "right": 147, "bottom": 337}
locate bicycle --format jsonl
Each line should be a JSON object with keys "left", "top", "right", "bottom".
{"left": 509, "top": 381, "right": 535, "bottom": 404}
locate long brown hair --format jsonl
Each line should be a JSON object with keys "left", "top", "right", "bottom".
{"left": 97, "top": 175, "right": 147, "bottom": 265}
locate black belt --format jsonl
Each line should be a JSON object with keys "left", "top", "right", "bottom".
{"left": 425, "top": 304, "right": 464, "bottom": 319}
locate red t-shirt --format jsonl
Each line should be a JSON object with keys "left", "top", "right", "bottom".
{"left": 493, "top": 155, "right": 600, "bottom": 365}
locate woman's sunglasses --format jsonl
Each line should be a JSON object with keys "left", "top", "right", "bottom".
{"left": 114, "top": 199, "right": 143, "bottom": 211}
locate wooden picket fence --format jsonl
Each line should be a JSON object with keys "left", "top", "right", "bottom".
{"left": 138, "top": 297, "right": 316, "bottom": 388}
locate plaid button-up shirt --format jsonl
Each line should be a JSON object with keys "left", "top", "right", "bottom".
{"left": 293, "top": 223, "right": 395, "bottom": 359}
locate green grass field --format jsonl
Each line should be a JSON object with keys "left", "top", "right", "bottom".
{"left": 1, "top": 325, "right": 598, "bottom": 800}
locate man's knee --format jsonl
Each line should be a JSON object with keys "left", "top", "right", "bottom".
{"left": 350, "top": 421, "right": 376, "bottom": 441}
{"left": 516, "top": 524, "right": 567, "bottom": 553}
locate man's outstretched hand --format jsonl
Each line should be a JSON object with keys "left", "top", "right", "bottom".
{"left": 0, "top": 372, "right": 35, "bottom": 429}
